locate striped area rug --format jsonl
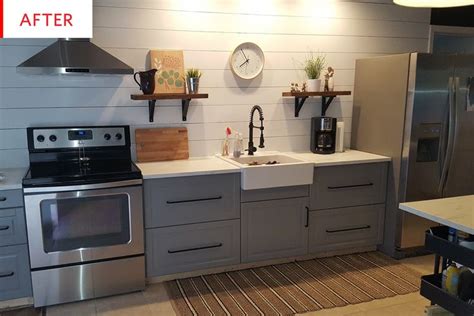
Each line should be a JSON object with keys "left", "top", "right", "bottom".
{"left": 165, "top": 252, "right": 421, "bottom": 316}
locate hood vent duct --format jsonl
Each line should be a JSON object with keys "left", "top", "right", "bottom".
{"left": 17, "top": 38, "right": 134, "bottom": 75}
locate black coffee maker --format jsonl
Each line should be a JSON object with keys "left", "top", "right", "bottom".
{"left": 311, "top": 117, "right": 337, "bottom": 154}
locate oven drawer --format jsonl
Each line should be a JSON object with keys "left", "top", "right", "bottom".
{"left": 0, "top": 245, "right": 32, "bottom": 301}
{"left": 0, "top": 208, "right": 27, "bottom": 247}
{"left": 144, "top": 174, "right": 240, "bottom": 228}
{"left": 0, "top": 190, "right": 24, "bottom": 209}
{"left": 146, "top": 219, "right": 240, "bottom": 277}
{"left": 308, "top": 204, "right": 385, "bottom": 253}
{"left": 310, "top": 163, "right": 388, "bottom": 210}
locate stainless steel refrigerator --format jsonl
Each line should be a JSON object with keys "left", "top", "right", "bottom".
{"left": 352, "top": 53, "right": 474, "bottom": 258}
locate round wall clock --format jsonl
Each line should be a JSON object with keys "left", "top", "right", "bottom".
{"left": 230, "top": 42, "right": 265, "bottom": 80}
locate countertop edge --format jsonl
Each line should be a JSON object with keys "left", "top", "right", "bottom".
{"left": 0, "top": 168, "right": 28, "bottom": 191}
{"left": 399, "top": 202, "right": 474, "bottom": 235}
{"left": 313, "top": 157, "right": 391, "bottom": 167}
{"left": 0, "top": 184, "right": 23, "bottom": 190}
{"left": 141, "top": 168, "right": 240, "bottom": 180}
{"left": 138, "top": 151, "right": 391, "bottom": 179}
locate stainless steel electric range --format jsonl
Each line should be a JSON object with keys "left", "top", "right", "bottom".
{"left": 22, "top": 126, "right": 145, "bottom": 307}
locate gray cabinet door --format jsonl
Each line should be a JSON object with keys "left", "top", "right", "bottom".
{"left": 144, "top": 174, "right": 240, "bottom": 228}
{"left": 310, "top": 163, "right": 388, "bottom": 210}
{"left": 0, "top": 245, "right": 32, "bottom": 301}
{"left": 146, "top": 219, "right": 240, "bottom": 277}
{"left": 308, "top": 204, "right": 385, "bottom": 253}
{"left": 241, "top": 198, "right": 309, "bottom": 263}
{"left": 0, "top": 208, "right": 27, "bottom": 247}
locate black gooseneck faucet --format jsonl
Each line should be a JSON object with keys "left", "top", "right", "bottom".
{"left": 247, "top": 105, "right": 264, "bottom": 155}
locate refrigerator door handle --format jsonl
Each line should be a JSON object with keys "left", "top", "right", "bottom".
{"left": 438, "top": 77, "right": 456, "bottom": 196}
{"left": 467, "top": 77, "right": 473, "bottom": 112}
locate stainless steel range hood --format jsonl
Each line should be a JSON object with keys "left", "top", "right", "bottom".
{"left": 17, "top": 38, "right": 134, "bottom": 75}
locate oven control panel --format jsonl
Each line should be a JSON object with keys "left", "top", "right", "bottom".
{"left": 29, "top": 127, "right": 128, "bottom": 150}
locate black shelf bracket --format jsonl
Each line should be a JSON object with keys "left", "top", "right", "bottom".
{"left": 148, "top": 99, "right": 192, "bottom": 122}
{"left": 321, "top": 95, "right": 336, "bottom": 116}
{"left": 294, "top": 96, "right": 308, "bottom": 117}
{"left": 148, "top": 100, "right": 157, "bottom": 122}
{"left": 294, "top": 95, "right": 337, "bottom": 117}
{"left": 182, "top": 99, "right": 191, "bottom": 121}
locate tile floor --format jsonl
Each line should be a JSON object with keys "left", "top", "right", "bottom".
{"left": 1, "top": 255, "right": 436, "bottom": 316}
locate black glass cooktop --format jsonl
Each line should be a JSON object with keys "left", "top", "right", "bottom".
{"left": 23, "top": 160, "right": 142, "bottom": 187}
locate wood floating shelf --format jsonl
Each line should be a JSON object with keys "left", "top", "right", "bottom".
{"left": 282, "top": 91, "right": 351, "bottom": 117}
{"left": 131, "top": 93, "right": 209, "bottom": 122}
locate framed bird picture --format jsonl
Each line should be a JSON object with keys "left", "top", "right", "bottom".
{"left": 150, "top": 50, "right": 185, "bottom": 94}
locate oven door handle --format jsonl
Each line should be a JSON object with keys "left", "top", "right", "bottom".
{"left": 23, "top": 179, "right": 143, "bottom": 194}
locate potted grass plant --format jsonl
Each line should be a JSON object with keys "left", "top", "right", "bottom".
{"left": 186, "top": 68, "right": 202, "bottom": 94}
{"left": 303, "top": 53, "right": 326, "bottom": 92}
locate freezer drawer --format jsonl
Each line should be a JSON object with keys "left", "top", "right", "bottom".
{"left": 144, "top": 174, "right": 240, "bottom": 228}
{"left": 0, "top": 245, "right": 32, "bottom": 301}
{"left": 308, "top": 204, "right": 385, "bottom": 253}
{"left": 146, "top": 219, "right": 240, "bottom": 276}
{"left": 0, "top": 208, "right": 27, "bottom": 247}
{"left": 310, "top": 163, "right": 388, "bottom": 210}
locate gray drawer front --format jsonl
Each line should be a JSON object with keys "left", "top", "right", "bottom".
{"left": 241, "top": 185, "right": 309, "bottom": 202}
{"left": 0, "top": 190, "right": 23, "bottom": 209}
{"left": 0, "top": 244, "right": 32, "bottom": 301}
{"left": 146, "top": 219, "right": 240, "bottom": 276}
{"left": 310, "top": 163, "right": 387, "bottom": 210}
{"left": 0, "top": 208, "right": 27, "bottom": 247}
{"left": 144, "top": 174, "right": 240, "bottom": 228}
{"left": 308, "top": 204, "right": 385, "bottom": 253}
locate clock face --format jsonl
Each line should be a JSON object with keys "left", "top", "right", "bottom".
{"left": 230, "top": 42, "right": 265, "bottom": 80}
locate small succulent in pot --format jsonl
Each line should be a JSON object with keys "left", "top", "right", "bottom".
{"left": 185, "top": 68, "right": 202, "bottom": 94}
{"left": 303, "top": 53, "right": 326, "bottom": 92}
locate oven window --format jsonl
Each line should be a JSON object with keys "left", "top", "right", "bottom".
{"left": 40, "top": 194, "right": 130, "bottom": 253}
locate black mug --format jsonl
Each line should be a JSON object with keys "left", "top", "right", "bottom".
{"left": 134, "top": 69, "right": 157, "bottom": 95}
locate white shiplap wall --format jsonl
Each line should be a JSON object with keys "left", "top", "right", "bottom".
{"left": 0, "top": 0, "right": 430, "bottom": 167}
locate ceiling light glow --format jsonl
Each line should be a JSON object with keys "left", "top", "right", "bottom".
{"left": 394, "top": 0, "right": 474, "bottom": 7}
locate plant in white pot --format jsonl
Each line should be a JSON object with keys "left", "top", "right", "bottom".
{"left": 303, "top": 53, "right": 326, "bottom": 92}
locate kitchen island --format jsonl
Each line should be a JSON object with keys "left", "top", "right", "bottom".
{"left": 400, "top": 196, "right": 474, "bottom": 316}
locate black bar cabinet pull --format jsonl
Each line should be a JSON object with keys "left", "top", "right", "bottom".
{"left": 168, "top": 243, "right": 223, "bottom": 254}
{"left": 0, "top": 225, "right": 10, "bottom": 231}
{"left": 326, "top": 225, "right": 371, "bottom": 234}
{"left": 327, "top": 183, "right": 374, "bottom": 190}
{"left": 0, "top": 197, "right": 6, "bottom": 202}
{"left": 305, "top": 207, "right": 309, "bottom": 228}
{"left": 166, "top": 196, "right": 222, "bottom": 204}
{"left": 0, "top": 271, "right": 14, "bottom": 278}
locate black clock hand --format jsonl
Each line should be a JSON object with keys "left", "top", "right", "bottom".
{"left": 239, "top": 59, "right": 250, "bottom": 67}
{"left": 240, "top": 49, "right": 248, "bottom": 60}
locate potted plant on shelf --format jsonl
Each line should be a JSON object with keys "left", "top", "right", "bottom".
{"left": 303, "top": 53, "right": 326, "bottom": 92}
{"left": 186, "top": 68, "right": 202, "bottom": 94}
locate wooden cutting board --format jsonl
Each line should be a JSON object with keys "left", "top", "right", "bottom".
{"left": 135, "top": 127, "right": 189, "bottom": 162}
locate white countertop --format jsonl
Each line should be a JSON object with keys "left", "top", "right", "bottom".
{"left": 137, "top": 157, "right": 240, "bottom": 179}
{"left": 137, "top": 150, "right": 390, "bottom": 179}
{"left": 289, "top": 150, "right": 390, "bottom": 167}
{"left": 400, "top": 195, "right": 474, "bottom": 235}
{"left": 0, "top": 168, "right": 27, "bottom": 191}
